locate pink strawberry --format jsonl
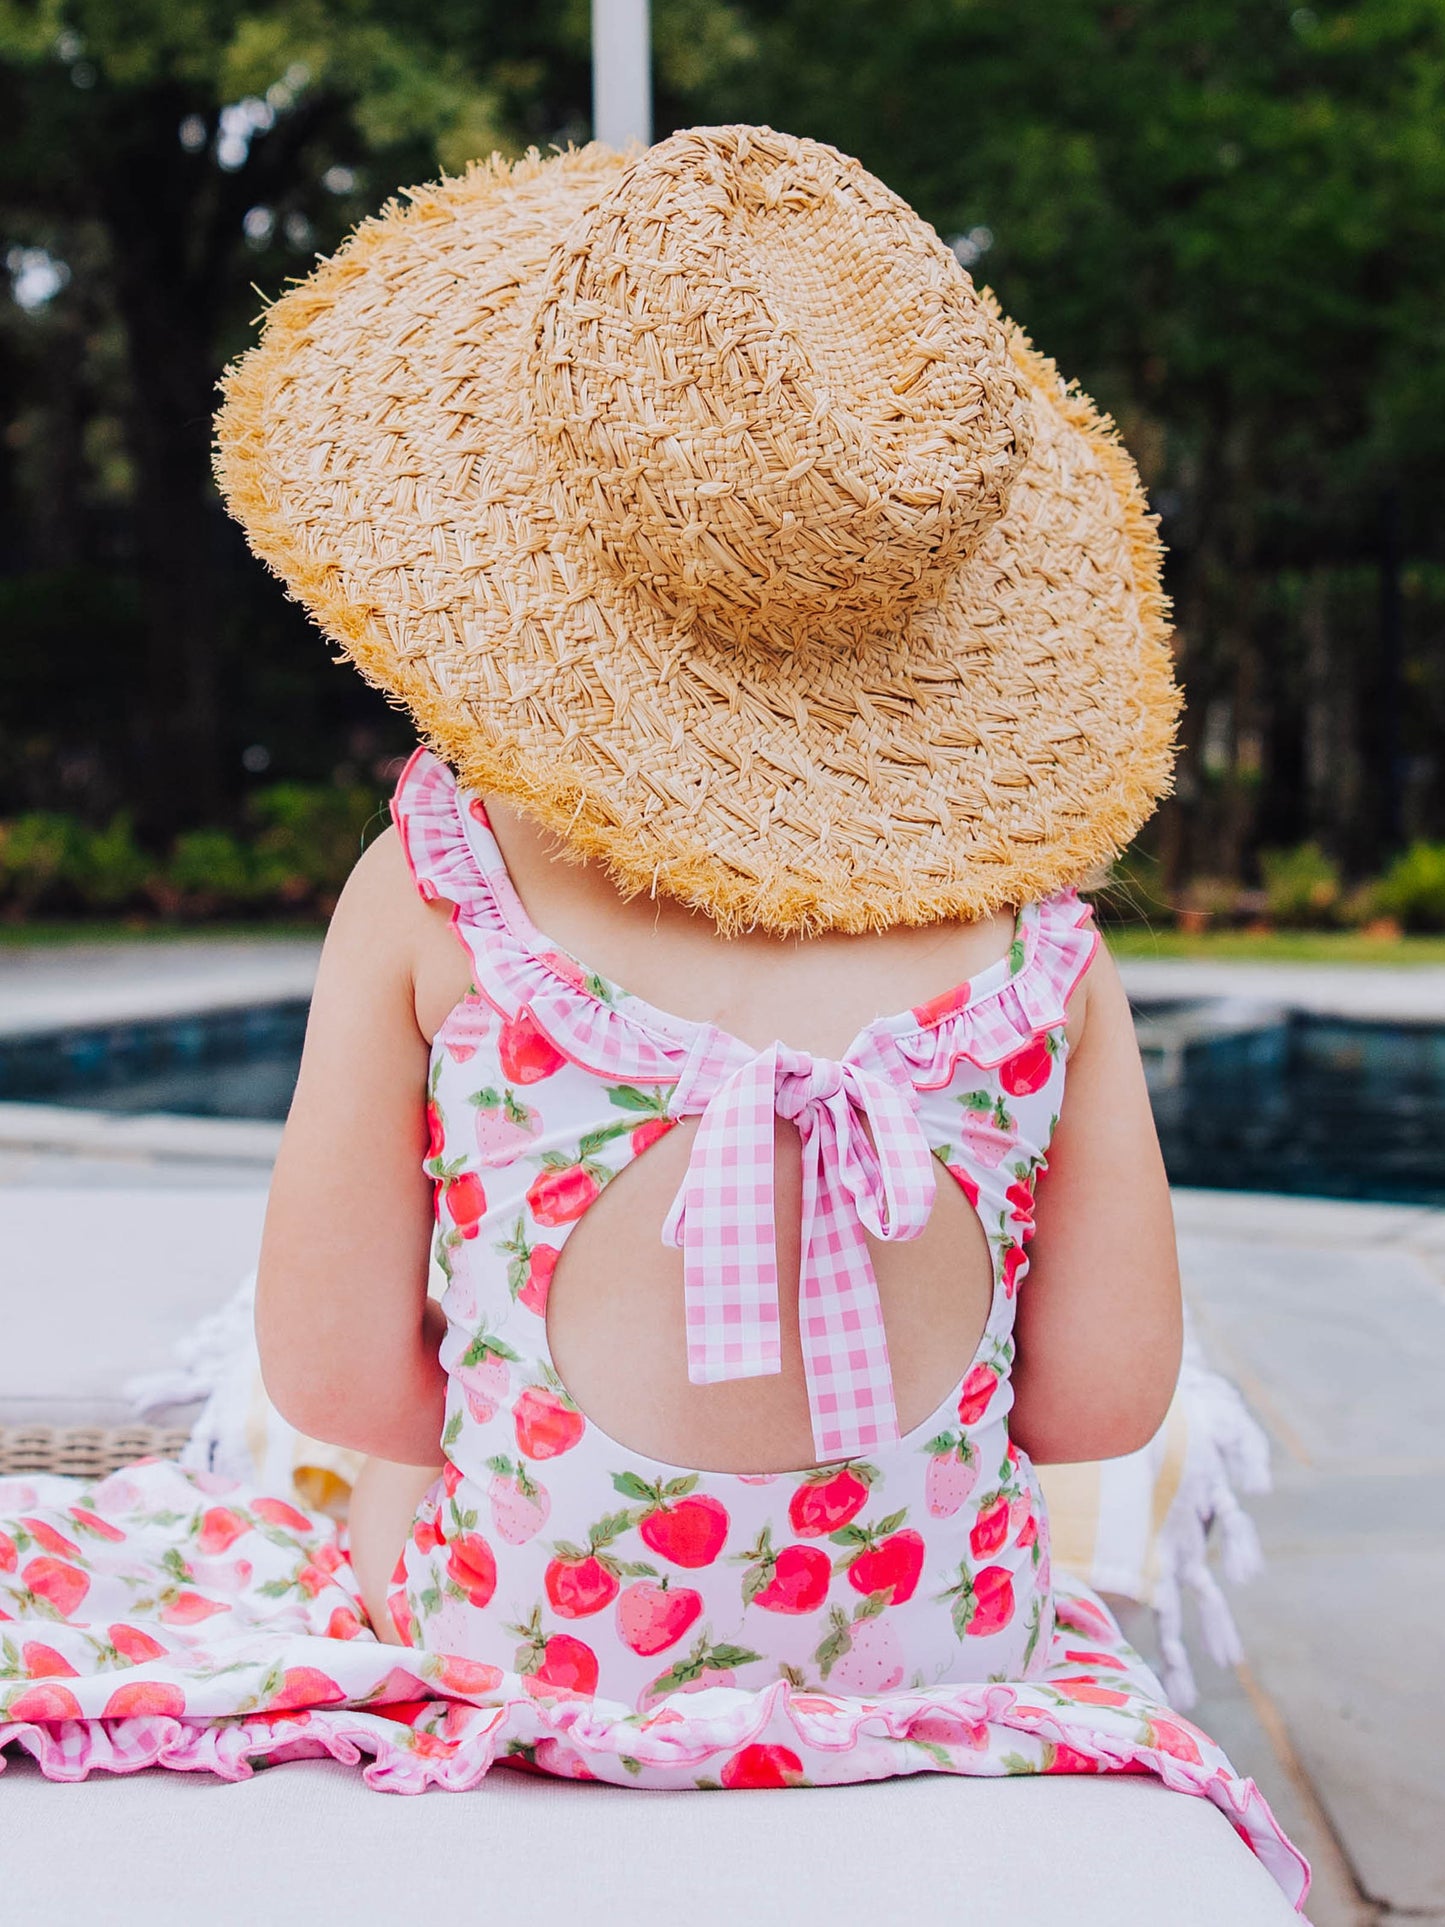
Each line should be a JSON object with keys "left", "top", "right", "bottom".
{"left": 103, "top": 1681, "right": 186, "bottom": 1720}
{"left": 527, "top": 1160, "right": 603, "bottom": 1226}
{"left": 498, "top": 1006, "right": 566, "bottom": 1083}
{"left": 159, "top": 1591, "right": 230, "bottom": 1626}
{"left": 736, "top": 1526, "right": 831, "bottom": 1614}
{"left": 970, "top": 1492, "right": 1011, "bottom": 1559}
{"left": 817, "top": 1606, "right": 906, "bottom": 1693}
{"left": 22, "top": 1642, "right": 78, "bottom": 1678}
{"left": 455, "top": 1328, "right": 519, "bottom": 1424}
{"left": 924, "top": 1432, "right": 978, "bottom": 1517}
{"left": 428, "top": 1654, "right": 503, "bottom": 1696}
{"left": 945, "top": 1562, "right": 1016, "bottom": 1638}
{"left": 268, "top": 1666, "right": 347, "bottom": 1711}
{"left": 998, "top": 1036, "right": 1054, "bottom": 1097}
{"left": 843, "top": 1527, "right": 925, "bottom": 1606}
{"left": 514, "top": 1382, "right": 585, "bottom": 1460}
{"left": 67, "top": 1507, "right": 125, "bottom": 1543}
{"left": 957, "top": 1092, "right": 1015, "bottom": 1166}
{"left": 630, "top": 1117, "right": 674, "bottom": 1155}
{"left": 1010, "top": 1495, "right": 1038, "bottom": 1549}
{"left": 22, "top": 1556, "right": 89, "bottom": 1618}
{"left": 536, "top": 949, "right": 589, "bottom": 993}
{"left": 109, "top": 1623, "right": 167, "bottom": 1665}
{"left": 721, "top": 1744, "right": 806, "bottom": 1788}
{"left": 471, "top": 1087, "right": 542, "bottom": 1164}
{"left": 788, "top": 1463, "right": 875, "bottom": 1538}
{"left": 442, "top": 996, "right": 498, "bottom": 1064}
{"left": 196, "top": 1506, "right": 249, "bottom": 1555}
{"left": 7, "top": 1683, "right": 82, "bottom": 1722}
{"left": 21, "top": 1516, "right": 82, "bottom": 1560}
{"left": 446, "top": 1531, "right": 498, "bottom": 1607}
{"left": 485, "top": 1457, "right": 550, "bottom": 1543}
{"left": 957, "top": 1362, "right": 1000, "bottom": 1426}
{"left": 444, "top": 1170, "right": 488, "bottom": 1239}
{"left": 616, "top": 1579, "right": 703, "bottom": 1656}
{"left": 1055, "top": 1593, "right": 1116, "bottom": 1642}
{"left": 251, "top": 1497, "right": 314, "bottom": 1533}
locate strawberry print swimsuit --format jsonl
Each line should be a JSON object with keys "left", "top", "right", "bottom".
{"left": 0, "top": 748, "right": 1308, "bottom": 1913}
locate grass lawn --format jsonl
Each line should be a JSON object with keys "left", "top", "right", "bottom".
{"left": 1102, "top": 925, "right": 1445, "bottom": 965}
{"left": 4, "top": 918, "right": 1445, "bottom": 966}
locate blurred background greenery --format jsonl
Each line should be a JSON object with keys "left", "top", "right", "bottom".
{"left": 2, "top": 0, "right": 1443, "bottom": 929}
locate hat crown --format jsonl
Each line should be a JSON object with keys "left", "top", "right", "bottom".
{"left": 529, "top": 126, "right": 1034, "bottom": 644}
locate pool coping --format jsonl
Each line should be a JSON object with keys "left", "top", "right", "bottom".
{"left": 0, "top": 1101, "right": 283, "bottom": 1164}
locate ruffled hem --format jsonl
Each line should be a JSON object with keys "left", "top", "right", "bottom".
{"left": 0, "top": 1461, "right": 1305, "bottom": 1910}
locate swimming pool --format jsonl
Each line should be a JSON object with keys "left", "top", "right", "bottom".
{"left": 1, "top": 998, "right": 1442, "bottom": 1205}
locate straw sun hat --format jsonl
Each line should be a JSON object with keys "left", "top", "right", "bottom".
{"left": 214, "top": 124, "right": 1179, "bottom": 937}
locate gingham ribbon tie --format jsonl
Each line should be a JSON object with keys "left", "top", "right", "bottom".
{"left": 661, "top": 1040, "right": 937, "bottom": 1461}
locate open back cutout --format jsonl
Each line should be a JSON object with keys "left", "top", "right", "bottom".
{"left": 545, "top": 1114, "right": 997, "bottom": 1475}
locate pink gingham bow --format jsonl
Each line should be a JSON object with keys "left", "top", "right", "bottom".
{"left": 660, "top": 1039, "right": 937, "bottom": 1461}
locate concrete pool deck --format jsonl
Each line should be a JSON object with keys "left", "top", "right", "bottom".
{"left": 2, "top": 935, "right": 1443, "bottom": 1919}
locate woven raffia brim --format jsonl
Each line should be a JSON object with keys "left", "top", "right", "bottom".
{"left": 214, "top": 126, "right": 1180, "bottom": 938}
{"left": 0, "top": 1423, "right": 192, "bottom": 1478}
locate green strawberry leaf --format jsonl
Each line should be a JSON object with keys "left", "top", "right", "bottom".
{"left": 708, "top": 1644, "right": 762, "bottom": 1671}
{"left": 606, "top": 1084, "right": 663, "bottom": 1113}
{"left": 611, "top": 1472, "right": 655, "bottom": 1504}
{"left": 875, "top": 1509, "right": 908, "bottom": 1536}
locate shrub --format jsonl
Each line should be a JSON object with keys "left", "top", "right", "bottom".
{"left": 0, "top": 813, "right": 80, "bottom": 911}
{"left": 1374, "top": 842, "right": 1445, "bottom": 932}
{"left": 165, "top": 829, "right": 263, "bottom": 911}
{"left": 66, "top": 815, "right": 151, "bottom": 907}
{"left": 248, "top": 782, "right": 384, "bottom": 902}
{"left": 1259, "top": 842, "right": 1341, "bottom": 928}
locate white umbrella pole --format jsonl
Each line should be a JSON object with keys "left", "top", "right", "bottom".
{"left": 592, "top": 0, "right": 653, "bottom": 148}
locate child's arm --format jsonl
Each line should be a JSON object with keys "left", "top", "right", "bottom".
{"left": 254, "top": 829, "right": 447, "bottom": 1466}
{"left": 1009, "top": 941, "right": 1183, "bottom": 1464}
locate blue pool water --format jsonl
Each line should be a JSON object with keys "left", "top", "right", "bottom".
{"left": 1, "top": 999, "right": 1442, "bottom": 1205}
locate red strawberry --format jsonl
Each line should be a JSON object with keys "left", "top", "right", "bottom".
{"left": 911, "top": 980, "right": 973, "bottom": 1029}
{"left": 444, "top": 1171, "right": 488, "bottom": 1239}
{"left": 1147, "top": 1717, "right": 1205, "bottom": 1765}
{"left": 429, "top": 1654, "right": 503, "bottom": 1696}
{"left": 498, "top": 1006, "right": 567, "bottom": 1084}
{"left": 631, "top": 1117, "right": 675, "bottom": 1156}
{"left": 412, "top": 1509, "right": 444, "bottom": 1555}
{"left": 527, "top": 1161, "right": 602, "bottom": 1226}
{"left": 616, "top": 1580, "right": 703, "bottom": 1656}
{"left": 513, "top": 1613, "right": 599, "bottom": 1698}
{"left": 486, "top": 1457, "right": 550, "bottom": 1543}
{"left": 442, "top": 1460, "right": 465, "bottom": 1498}
{"left": 999, "top": 1036, "right": 1054, "bottom": 1096}
{"left": 945, "top": 1162, "right": 981, "bottom": 1207}
{"left": 788, "top": 1463, "right": 874, "bottom": 1538}
{"left": 21, "top": 1516, "right": 83, "bottom": 1560}
{"left": 844, "top": 1528, "right": 925, "bottom": 1606}
{"left": 1044, "top": 1741, "right": 1102, "bottom": 1774}
{"left": 103, "top": 1681, "right": 186, "bottom": 1720}
{"left": 7, "top": 1683, "right": 82, "bottom": 1722}
{"left": 970, "top": 1492, "right": 1011, "bottom": 1559}
{"left": 518, "top": 1244, "right": 558, "bottom": 1315}
{"left": 923, "top": 1432, "right": 978, "bottom": 1517}
{"left": 720, "top": 1744, "right": 806, "bottom": 1788}
{"left": 22, "top": 1556, "right": 89, "bottom": 1618}
{"left": 1001, "top": 1242, "right": 1028, "bottom": 1298}
{"left": 22, "top": 1642, "right": 78, "bottom": 1678}
{"left": 446, "top": 1531, "right": 498, "bottom": 1607}
{"left": 0, "top": 1531, "right": 16, "bottom": 1573}
{"left": 68, "top": 1507, "right": 125, "bottom": 1543}
{"left": 196, "top": 1506, "right": 249, "bottom": 1555}
{"left": 638, "top": 1494, "right": 729, "bottom": 1569}
{"left": 268, "top": 1666, "right": 347, "bottom": 1710}
{"left": 514, "top": 1383, "right": 585, "bottom": 1460}
{"left": 545, "top": 1552, "right": 618, "bottom": 1618}
{"left": 425, "top": 1099, "right": 446, "bottom": 1160}
{"left": 946, "top": 1562, "right": 1016, "bottom": 1638}
{"left": 467, "top": 796, "right": 491, "bottom": 828}
{"left": 251, "top": 1497, "right": 313, "bottom": 1533}
{"left": 957, "top": 1362, "right": 1000, "bottom": 1426}
{"left": 736, "top": 1526, "right": 831, "bottom": 1614}
{"left": 327, "top": 1606, "right": 365, "bottom": 1640}
{"left": 159, "top": 1592, "right": 230, "bottom": 1626}
{"left": 1055, "top": 1677, "right": 1131, "bottom": 1708}
{"left": 1005, "top": 1173, "right": 1038, "bottom": 1240}
{"left": 109, "top": 1623, "right": 167, "bottom": 1665}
